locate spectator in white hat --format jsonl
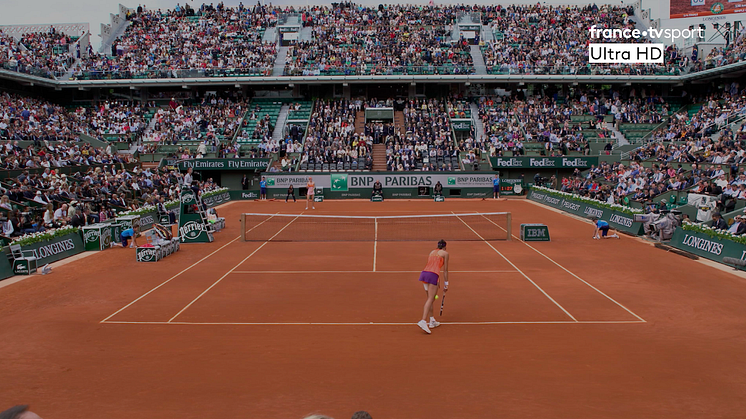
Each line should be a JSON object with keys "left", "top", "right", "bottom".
{"left": 32, "top": 191, "right": 46, "bottom": 205}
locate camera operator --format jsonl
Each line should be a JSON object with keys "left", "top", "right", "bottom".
{"left": 20, "top": 206, "right": 44, "bottom": 234}
{"left": 534, "top": 173, "right": 544, "bottom": 187}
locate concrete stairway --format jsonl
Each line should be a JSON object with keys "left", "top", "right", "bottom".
{"left": 354, "top": 110, "right": 366, "bottom": 134}
{"left": 372, "top": 143, "right": 387, "bottom": 171}
{"left": 299, "top": 26, "right": 313, "bottom": 42}
{"left": 272, "top": 104, "right": 290, "bottom": 142}
{"left": 394, "top": 111, "right": 405, "bottom": 134}
{"left": 272, "top": 46, "right": 289, "bottom": 77}
{"left": 470, "top": 103, "right": 484, "bottom": 140}
{"left": 470, "top": 45, "right": 487, "bottom": 75}
{"left": 612, "top": 125, "right": 629, "bottom": 146}
{"left": 100, "top": 20, "right": 130, "bottom": 56}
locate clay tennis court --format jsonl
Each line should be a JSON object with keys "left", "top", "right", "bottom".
{"left": 2, "top": 199, "right": 746, "bottom": 418}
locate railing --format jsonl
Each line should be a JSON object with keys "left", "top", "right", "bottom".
{"left": 618, "top": 103, "right": 687, "bottom": 160}
{"left": 284, "top": 64, "right": 477, "bottom": 77}
{"left": 0, "top": 62, "right": 65, "bottom": 79}
{"left": 480, "top": 63, "right": 685, "bottom": 76}
{"left": 2, "top": 55, "right": 746, "bottom": 88}
{"left": 277, "top": 13, "right": 301, "bottom": 26}
{"left": 619, "top": 105, "right": 746, "bottom": 161}
{"left": 456, "top": 11, "right": 482, "bottom": 24}
{"left": 70, "top": 66, "right": 275, "bottom": 80}
{"left": 294, "top": 99, "right": 316, "bottom": 171}
{"left": 698, "top": 107, "right": 746, "bottom": 135}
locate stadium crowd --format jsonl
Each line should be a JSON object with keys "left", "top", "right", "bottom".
{"left": 142, "top": 96, "right": 244, "bottom": 145}
{"left": 285, "top": 4, "right": 472, "bottom": 76}
{"left": 473, "top": 90, "right": 654, "bottom": 158}
{"left": 0, "top": 140, "right": 228, "bottom": 239}
{"left": 0, "top": 92, "right": 149, "bottom": 144}
{"left": 480, "top": 4, "right": 746, "bottom": 75}
{"left": 0, "top": 29, "right": 77, "bottom": 79}
{"left": 1, "top": 2, "right": 745, "bottom": 80}
{"left": 386, "top": 98, "right": 455, "bottom": 171}
{"left": 549, "top": 85, "right": 746, "bottom": 208}
{"left": 300, "top": 98, "right": 372, "bottom": 170}
{"left": 72, "top": 2, "right": 279, "bottom": 79}
{"left": 628, "top": 91, "right": 746, "bottom": 163}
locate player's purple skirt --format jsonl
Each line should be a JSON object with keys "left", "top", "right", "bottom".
{"left": 418, "top": 271, "right": 439, "bottom": 286}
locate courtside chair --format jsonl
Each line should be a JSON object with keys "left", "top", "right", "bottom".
{"left": 9, "top": 244, "right": 37, "bottom": 274}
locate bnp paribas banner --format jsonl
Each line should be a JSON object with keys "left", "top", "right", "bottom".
{"left": 263, "top": 173, "right": 495, "bottom": 189}
{"left": 490, "top": 156, "right": 599, "bottom": 169}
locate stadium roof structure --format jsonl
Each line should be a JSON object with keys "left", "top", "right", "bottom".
{"left": 2, "top": 61, "right": 745, "bottom": 90}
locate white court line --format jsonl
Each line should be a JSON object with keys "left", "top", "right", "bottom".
{"left": 102, "top": 320, "right": 645, "bottom": 326}
{"left": 100, "top": 236, "right": 240, "bottom": 323}
{"left": 167, "top": 212, "right": 304, "bottom": 323}
{"left": 99, "top": 212, "right": 281, "bottom": 323}
{"left": 478, "top": 212, "right": 646, "bottom": 322}
{"left": 373, "top": 218, "right": 378, "bottom": 272}
{"left": 452, "top": 211, "right": 578, "bottom": 322}
{"left": 230, "top": 270, "right": 519, "bottom": 274}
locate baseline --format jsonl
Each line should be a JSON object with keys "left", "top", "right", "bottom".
{"left": 101, "top": 320, "right": 645, "bottom": 326}
{"left": 230, "top": 270, "right": 518, "bottom": 274}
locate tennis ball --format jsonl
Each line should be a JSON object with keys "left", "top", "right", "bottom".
{"left": 435, "top": 295, "right": 439, "bottom": 299}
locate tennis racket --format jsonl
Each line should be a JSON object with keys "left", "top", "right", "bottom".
{"left": 439, "top": 292, "right": 447, "bottom": 316}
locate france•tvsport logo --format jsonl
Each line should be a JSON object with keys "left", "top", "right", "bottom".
{"left": 587, "top": 25, "right": 704, "bottom": 64}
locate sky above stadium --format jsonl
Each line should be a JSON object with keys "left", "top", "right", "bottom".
{"left": 0, "top": 0, "right": 602, "bottom": 49}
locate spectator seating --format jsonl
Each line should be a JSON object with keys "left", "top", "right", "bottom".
{"left": 298, "top": 99, "right": 372, "bottom": 171}
{"left": 0, "top": 29, "right": 78, "bottom": 79}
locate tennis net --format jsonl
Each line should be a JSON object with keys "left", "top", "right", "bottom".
{"left": 240, "top": 212, "right": 511, "bottom": 242}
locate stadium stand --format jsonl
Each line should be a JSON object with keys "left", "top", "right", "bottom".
{"left": 138, "top": 95, "right": 245, "bottom": 162}
{"left": 387, "top": 98, "right": 457, "bottom": 171}
{"left": 0, "top": 92, "right": 149, "bottom": 146}
{"left": 298, "top": 98, "right": 373, "bottom": 172}
{"left": 555, "top": 86, "right": 746, "bottom": 209}
{"left": 71, "top": 3, "right": 279, "bottom": 80}
{"left": 0, "top": 3, "right": 744, "bottom": 80}
{"left": 284, "top": 4, "right": 473, "bottom": 76}
{"left": 0, "top": 28, "right": 78, "bottom": 79}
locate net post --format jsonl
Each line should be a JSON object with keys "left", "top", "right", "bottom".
{"left": 506, "top": 212, "right": 512, "bottom": 241}
{"left": 240, "top": 213, "right": 246, "bottom": 242}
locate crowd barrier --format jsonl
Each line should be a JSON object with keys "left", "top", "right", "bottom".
{"left": 0, "top": 192, "right": 230, "bottom": 281}
{"left": 668, "top": 225, "right": 746, "bottom": 270}
{"left": 526, "top": 187, "right": 645, "bottom": 235}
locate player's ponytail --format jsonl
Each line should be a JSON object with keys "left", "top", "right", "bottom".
{"left": 437, "top": 239, "right": 447, "bottom": 249}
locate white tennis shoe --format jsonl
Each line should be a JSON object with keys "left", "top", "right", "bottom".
{"left": 429, "top": 320, "right": 440, "bottom": 328}
{"left": 417, "top": 320, "right": 431, "bottom": 334}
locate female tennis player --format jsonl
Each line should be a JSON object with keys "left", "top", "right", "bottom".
{"left": 305, "top": 177, "right": 315, "bottom": 210}
{"left": 417, "top": 239, "right": 449, "bottom": 334}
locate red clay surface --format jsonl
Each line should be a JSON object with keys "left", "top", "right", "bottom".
{"left": 2, "top": 199, "right": 746, "bottom": 418}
